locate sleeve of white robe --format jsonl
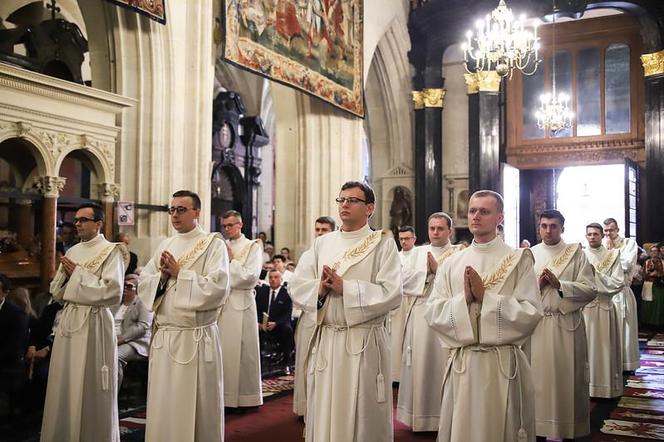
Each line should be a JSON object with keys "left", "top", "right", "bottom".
{"left": 595, "top": 254, "right": 626, "bottom": 295}
{"left": 288, "top": 248, "right": 319, "bottom": 313}
{"left": 402, "top": 248, "right": 428, "bottom": 296}
{"left": 342, "top": 236, "right": 403, "bottom": 326}
{"left": 558, "top": 249, "right": 598, "bottom": 314}
{"left": 137, "top": 246, "right": 166, "bottom": 311}
{"left": 49, "top": 265, "right": 68, "bottom": 302}
{"left": 172, "top": 238, "right": 231, "bottom": 311}
{"left": 229, "top": 242, "right": 262, "bottom": 290}
{"left": 620, "top": 238, "right": 639, "bottom": 281}
{"left": 424, "top": 257, "right": 478, "bottom": 347}
{"left": 479, "top": 252, "right": 543, "bottom": 346}
{"left": 59, "top": 248, "right": 124, "bottom": 306}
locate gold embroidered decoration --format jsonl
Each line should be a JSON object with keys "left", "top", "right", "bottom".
{"left": 606, "top": 238, "right": 624, "bottom": 251}
{"left": 538, "top": 244, "right": 578, "bottom": 279}
{"left": 81, "top": 244, "right": 116, "bottom": 273}
{"left": 435, "top": 244, "right": 464, "bottom": 265}
{"left": 234, "top": 239, "right": 260, "bottom": 265}
{"left": 177, "top": 235, "right": 217, "bottom": 269}
{"left": 482, "top": 252, "right": 516, "bottom": 291}
{"left": 332, "top": 230, "right": 383, "bottom": 272}
{"left": 597, "top": 249, "right": 620, "bottom": 274}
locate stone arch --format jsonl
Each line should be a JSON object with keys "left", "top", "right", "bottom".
{"left": 0, "top": 134, "right": 50, "bottom": 178}
{"left": 55, "top": 145, "right": 112, "bottom": 198}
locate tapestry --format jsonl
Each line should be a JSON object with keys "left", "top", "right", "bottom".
{"left": 105, "top": 0, "right": 166, "bottom": 24}
{"left": 223, "top": 0, "right": 364, "bottom": 117}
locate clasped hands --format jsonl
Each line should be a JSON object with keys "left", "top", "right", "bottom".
{"left": 159, "top": 250, "right": 181, "bottom": 281}
{"left": 538, "top": 268, "right": 561, "bottom": 291}
{"left": 464, "top": 266, "right": 485, "bottom": 305}
{"left": 318, "top": 265, "right": 343, "bottom": 298}
{"left": 426, "top": 252, "right": 438, "bottom": 275}
{"left": 60, "top": 256, "right": 78, "bottom": 276}
{"left": 259, "top": 321, "right": 276, "bottom": 332}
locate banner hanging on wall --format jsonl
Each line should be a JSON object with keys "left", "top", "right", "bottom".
{"left": 105, "top": 0, "right": 166, "bottom": 24}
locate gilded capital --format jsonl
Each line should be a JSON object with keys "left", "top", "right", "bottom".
{"left": 98, "top": 182, "right": 120, "bottom": 202}
{"left": 34, "top": 176, "right": 66, "bottom": 198}
{"left": 422, "top": 88, "right": 445, "bottom": 108}
{"left": 478, "top": 71, "right": 501, "bottom": 92}
{"left": 412, "top": 91, "right": 424, "bottom": 110}
{"left": 464, "top": 73, "right": 480, "bottom": 94}
{"left": 641, "top": 50, "right": 664, "bottom": 77}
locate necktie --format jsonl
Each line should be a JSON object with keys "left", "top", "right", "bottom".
{"left": 269, "top": 289, "right": 276, "bottom": 313}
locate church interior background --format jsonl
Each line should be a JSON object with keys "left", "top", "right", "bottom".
{"left": 2, "top": 0, "right": 664, "bottom": 439}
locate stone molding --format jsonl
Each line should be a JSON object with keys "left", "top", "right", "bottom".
{"left": 33, "top": 176, "right": 67, "bottom": 198}
{"left": 98, "top": 182, "right": 121, "bottom": 202}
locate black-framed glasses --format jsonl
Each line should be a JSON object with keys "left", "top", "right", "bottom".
{"left": 223, "top": 222, "right": 240, "bottom": 229}
{"left": 335, "top": 197, "right": 366, "bottom": 205}
{"left": 73, "top": 217, "right": 96, "bottom": 224}
{"left": 167, "top": 206, "right": 195, "bottom": 215}
{"left": 124, "top": 283, "right": 136, "bottom": 291}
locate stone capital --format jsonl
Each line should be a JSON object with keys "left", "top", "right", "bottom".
{"left": 98, "top": 182, "right": 120, "bottom": 202}
{"left": 478, "top": 71, "right": 501, "bottom": 93}
{"left": 412, "top": 88, "right": 445, "bottom": 109}
{"left": 464, "top": 73, "right": 480, "bottom": 94}
{"left": 34, "top": 176, "right": 66, "bottom": 198}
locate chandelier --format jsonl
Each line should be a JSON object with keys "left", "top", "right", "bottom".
{"left": 535, "top": 3, "right": 574, "bottom": 134}
{"left": 461, "top": 0, "right": 541, "bottom": 78}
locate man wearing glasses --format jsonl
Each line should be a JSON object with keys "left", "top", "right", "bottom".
{"left": 41, "top": 203, "right": 126, "bottom": 442}
{"left": 138, "top": 190, "right": 230, "bottom": 442}
{"left": 217, "top": 209, "right": 264, "bottom": 409}
{"left": 289, "top": 181, "right": 402, "bottom": 442}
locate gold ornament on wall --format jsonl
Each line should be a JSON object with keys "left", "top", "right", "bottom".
{"left": 641, "top": 50, "right": 664, "bottom": 77}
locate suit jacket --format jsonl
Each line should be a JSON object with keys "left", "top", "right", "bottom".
{"left": 0, "top": 300, "right": 29, "bottom": 370}
{"left": 112, "top": 297, "right": 153, "bottom": 357}
{"left": 255, "top": 285, "right": 292, "bottom": 327}
{"left": 28, "top": 301, "right": 63, "bottom": 351}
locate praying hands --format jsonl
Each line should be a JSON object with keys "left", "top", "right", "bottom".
{"left": 319, "top": 265, "right": 343, "bottom": 298}
{"left": 463, "top": 265, "right": 485, "bottom": 305}
{"left": 538, "top": 268, "right": 561, "bottom": 290}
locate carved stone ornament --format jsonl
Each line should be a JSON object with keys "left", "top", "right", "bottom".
{"left": 38, "top": 129, "right": 75, "bottom": 158}
{"left": 478, "top": 71, "right": 501, "bottom": 92}
{"left": 464, "top": 73, "right": 480, "bottom": 94}
{"left": 412, "top": 90, "right": 425, "bottom": 110}
{"left": 98, "top": 182, "right": 120, "bottom": 202}
{"left": 17, "top": 121, "right": 33, "bottom": 137}
{"left": 33, "top": 176, "right": 66, "bottom": 197}
{"left": 641, "top": 50, "right": 664, "bottom": 77}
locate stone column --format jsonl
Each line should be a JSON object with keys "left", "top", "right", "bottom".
{"left": 466, "top": 71, "right": 502, "bottom": 193}
{"left": 34, "top": 176, "right": 66, "bottom": 291}
{"left": 98, "top": 183, "right": 120, "bottom": 240}
{"left": 412, "top": 71, "right": 445, "bottom": 238}
{"left": 16, "top": 199, "right": 34, "bottom": 250}
{"left": 641, "top": 50, "right": 664, "bottom": 242}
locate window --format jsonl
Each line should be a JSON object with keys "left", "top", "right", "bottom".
{"left": 506, "top": 14, "right": 644, "bottom": 169}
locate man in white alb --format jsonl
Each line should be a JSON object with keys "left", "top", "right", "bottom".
{"left": 397, "top": 213, "right": 464, "bottom": 432}
{"left": 291, "top": 215, "right": 335, "bottom": 417}
{"left": 530, "top": 210, "right": 597, "bottom": 442}
{"left": 584, "top": 222, "right": 624, "bottom": 398}
{"left": 218, "top": 209, "right": 264, "bottom": 407}
{"left": 139, "top": 190, "right": 230, "bottom": 442}
{"left": 425, "top": 190, "right": 543, "bottom": 442}
{"left": 389, "top": 225, "right": 417, "bottom": 382}
{"left": 42, "top": 203, "right": 126, "bottom": 442}
{"left": 289, "top": 181, "right": 402, "bottom": 442}
{"left": 603, "top": 217, "right": 640, "bottom": 371}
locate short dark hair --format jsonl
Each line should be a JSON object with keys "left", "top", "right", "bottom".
{"left": 272, "top": 254, "right": 286, "bottom": 263}
{"left": 540, "top": 209, "right": 565, "bottom": 226}
{"left": 428, "top": 212, "right": 453, "bottom": 228}
{"left": 223, "top": 210, "right": 242, "bottom": 221}
{"left": 172, "top": 190, "right": 201, "bottom": 209}
{"left": 398, "top": 225, "right": 415, "bottom": 234}
{"left": 0, "top": 273, "right": 12, "bottom": 292}
{"left": 470, "top": 190, "right": 504, "bottom": 213}
{"left": 268, "top": 268, "right": 282, "bottom": 275}
{"left": 315, "top": 216, "right": 336, "bottom": 230}
{"left": 586, "top": 222, "right": 603, "bottom": 233}
{"left": 280, "top": 247, "right": 290, "bottom": 253}
{"left": 603, "top": 217, "right": 618, "bottom": 227}
{"left": 340, "top": 181, "right": 375, "bottom": 204}
{"left": 77, "top": 203, "right": 104, "bottom": 223}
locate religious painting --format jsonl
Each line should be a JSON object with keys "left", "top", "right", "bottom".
{"left": 223, "top": 0, "right": 364, "bottom": 117}
{"left": 105, "top": 0, "right": 166, "bottom": 24}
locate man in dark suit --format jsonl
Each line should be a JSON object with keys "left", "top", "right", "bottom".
{"left": 0, "top": 274, "right": 29, "bottom": 422}
{"left": 256, "top": 269, "right": 294, "bottom": 369}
